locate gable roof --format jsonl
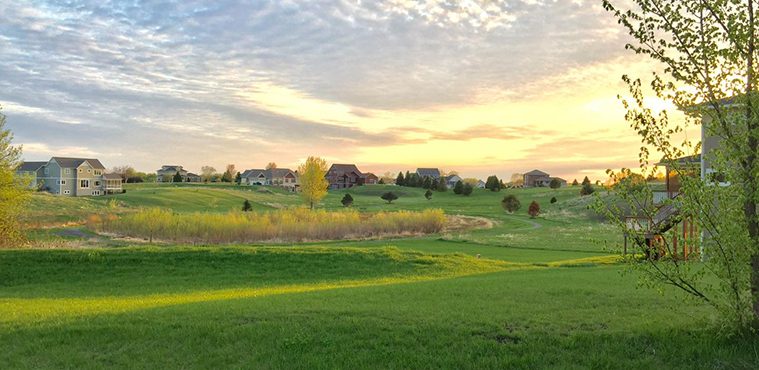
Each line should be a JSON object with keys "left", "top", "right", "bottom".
{"left": 363, "top": 172, "right": 378, "bottom": 179}
{"left": 446, "top": 174, "right": 461, "bottom": 182}
{"left": 269, "top": 168, "right": 296, "bottom": 178}
{"left": 103, "top": 173, "right": 123, "bottom": 180}
{"left": 524, "top": 169, "right": 550, "bottom": 176}
{"left": 51, "top": 157, "right": 105, "bottom": 170}
{"left": 416, "top": 168, "right": 441, "bottom": 177}
{"left": 328, "top": 164, "right": 363, "bottom": 176}
{"left": 17, "top": 161, "right": 47, "bottom": 172}
{"left": 241, "top": 169, "right": 266, "bottom": 178}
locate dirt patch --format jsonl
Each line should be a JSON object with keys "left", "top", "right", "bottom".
{"left": 444, "top": 215, "right": 495, "bottom": 232}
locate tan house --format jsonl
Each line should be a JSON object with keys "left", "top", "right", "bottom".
{"left": 30, "top": 157, "right": 123, "bottom": 196}
{"left": 523, "top": 170, "right": 551, "bottom": 187}
{"left": 240, "top": 168, "right": 298, "bottom": 190}
{"left": 156, "top": 165, "right": 197, "bottom": 182}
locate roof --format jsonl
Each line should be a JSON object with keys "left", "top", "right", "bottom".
{"left": 186, "top": 173, "right": 200, "bottom": 177}
{"left": 328, "top": 164, "right": 363, "bottom": 176}
{"left": 446, "top": 174, "right": 461, "bottom": 182}
{"left": 656, "top": 154, "right": 701, "bottom": 167}
{"left": 241, "top": 169, "right": 266, "bottom": 178}
{"left": 269, "top": 168, "right": 296, "bottom": 178}
{"left": 363, "top": 172, "right": 378, "bottom": 179}
{"left": 103, "top": 173, "right": 123, "bottom": 180}
{"left": 524, "top": 169, "right": 550, "bottom": 176}
{"left": 551, "top": 177, "right": 567, "bottom": 182}
{"left": 416, "top": 168, "right": 441, "bottom": 177}
{"left": 16, "top": 161, "right": 47, "bottom": 172}
{"left": 51, "top": 157, "right": 105, "bottom": 170}
{"left": 158, "top": 165, "right": 183, "bottom": 171}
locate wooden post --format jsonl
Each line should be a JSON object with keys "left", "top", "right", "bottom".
{"left": 623, "top": 233, "right": 627, "bottom": 256}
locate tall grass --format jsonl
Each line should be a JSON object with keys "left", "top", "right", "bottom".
{"left": 89, "top": 208, "right": 446, "bottom": 243}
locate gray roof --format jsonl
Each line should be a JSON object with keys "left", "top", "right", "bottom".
{"left": 52, "top": 157, "right": 106, "bottom": 170}
{"left": 416, "top": 168, "right": 441, "bottom": 178}
{"left": 446, "top": 174, "right": 461, "bottom": 182}
{"left": 17, "top": 161, "right": 47, "bottom": 172}
{"left": 241, "top": 168, "right": 296, "bottom": 179}
{"left": 241, "top": 169, "right": 266, "bottom": 178}
{"left": 524, "top": 169, "right": 550, "bottom": 176}
{"left": 103, "top": 173, "right": 123, "bottom": 180}
{"left": 328, "top": 164, "right": 363, "bottom": 176}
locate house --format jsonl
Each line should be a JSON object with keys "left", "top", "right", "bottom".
{"left": 326, "top": 164, "right": 365, "bottom": 189}
{"left": 476, "top": 180, "right": 486, "bottom": 189}
{"left": 240, "top": 168, "right": 298, "bottom": 190}
{"left": 34, "top": 157, "right": 122, "bottom": 196}
{"left": 446, "top": 174, "right": 462, "bottom": 188}
{"left": 523, "top": 170, "right": 552, "bottom": 187}
{"left": 156, "top": 165, "right": 188, "bottom": 182}
{"left": 15, "top": 161, "right": 47, "bottom": 189}
{"left": 416, "top": 168, "right": 441, "bottom": 180}
{"left": 363, "top": 173, "right": 379, "bottom": 185}
{"left": 186, "top": 173, "right": 202, "bottom": 183}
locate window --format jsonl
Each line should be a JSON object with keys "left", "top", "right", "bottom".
{"left": 59, "top": 180, "right": 66, "bottom": 185}
{"left": 80, "top": 180, "right": 90, "bottom": 188}
{"left": 94, "top": 170, "right": 101, "bottom": 175}
{"left": 45, "top": 168, "right": 49, "bottom": 175}
{"left": 94, "top": 181, "right": 101, "bottom": 187}
{"left": 63, "top": 190, "right": 70, "bottom": 195}
{"left": 64, "top": 168, "right": 70, "bottom": 175}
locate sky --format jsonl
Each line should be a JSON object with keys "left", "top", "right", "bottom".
{"left": 0, "top": 0, "right": 682, "bottom": 181}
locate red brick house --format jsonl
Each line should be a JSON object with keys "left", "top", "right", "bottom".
{"left": 326, "top": 164, "right": 365, "bottom": 189}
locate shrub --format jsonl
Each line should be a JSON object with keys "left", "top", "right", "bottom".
{"left": 501, "top": 195, "right": 520, "bottom": 213}
{"left": 528, "top": 201, "right": 540, "bottom": 218}
{"left": 580, "top": 183, "right": 595, "bottom": 196}
{"left": 453, "top": 180, "right": 463, "bottom": 194}
{"left": 462, "top": 183, "right": 473, "bottom": 196}
{"left": 341, "top": 193, "right": 354, "bottom": 207}
{"left": 550, "top": 196, "right": 557, "bottom": 204}
{"left": 549, "top": 178, "right": 561, "bottom": 189}
{"left": 424, "top": 189, "right": 433, "bottom": 200}
{"left": 242, "top": 200, "right": 252, "bottom": 212}
{"left": 381, "top": 192, "right": 398, "bottom": 203}
{"left": 91, "top": 208, "right": 446, "bottom": 243}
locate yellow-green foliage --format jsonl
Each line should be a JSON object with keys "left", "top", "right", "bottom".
{"left": 0, "top": 107, "right": 31, "bottom": 247}
{"left": 92, "top": 208, "right": 446, "bottom": 243}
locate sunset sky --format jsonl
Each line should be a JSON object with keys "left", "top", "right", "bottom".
{"left": 0, "top": 0, "right": 685, "bottom": 181}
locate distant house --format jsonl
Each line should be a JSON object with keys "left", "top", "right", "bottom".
{"left": 416, "top": 168, "right": 441, "bottom": 180}
{"left": 551, "top": 177, "right": 568, "bottom": 188}
{"left": 476, "top": 180, "right": 486, "bottom": 189}
{"left": 16, "top": 161, "right": 47, "bottom": 189}
{"left": 326, "top": 164, "right": 365, "bottom": 189}
{"left": 156, "top": 165, "right": 188, "bottom": 182}
{"left": 363, "top": 172, "right": 379, "bottom": 185}
{"left": 27, "top": 157, "right": 123, "bottom": 196}
{"left": 186, "top": 173, "right": 202, "bottom": 183}
{"left": 240, "top": 168, "right": 298, "bottom": 190}
{"left": 446, "top": 174, "right": 462, "bottom": 188}
{"left": 523, "top": 170, "right": 552, "bottom": 187}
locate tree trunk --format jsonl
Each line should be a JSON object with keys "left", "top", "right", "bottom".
{"left": 744, "top": 0, "right": 759, "bottom": 325}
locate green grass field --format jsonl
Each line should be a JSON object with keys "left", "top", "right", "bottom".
{"left": 3, "top": 183, "right": 758, "bottom": 368}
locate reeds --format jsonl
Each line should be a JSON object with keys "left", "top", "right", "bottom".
{"left": 90, "top": 208, "right": 445, "bottom": 243}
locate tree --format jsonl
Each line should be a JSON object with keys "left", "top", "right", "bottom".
{"left": 550, "top": 196, "right": 557, "bottom": 204}
{"left": 172, "top": 171, "right": 183, "bottom": 183}
{"left": 580, "top": 183, "right": 594, "bottom": 196}
{"left": 462, "top": 183, "right": 473, "bottom": 196}
{"left": 380, "top": 191, "right": 398, "bottom": 204}
{"left": 0, "top": 106, "right": 30, "bottom": 247}
{"left": 265, "top": 162, "right": 277, "bottom": 170}
{"left": 422, "top": 176, "right": 432, "bottom": 189}
{"left": 462, "top": 178, "right": 479, "bottom": 186}
{"left": 396, "top": 172, "right": 405, "bottom": 186}
{"left": 112, "top": 165, "right": 136, "bottom": 182}
{"left": 527, "top": 201, "right": 540, "bottom": 218}
{"left": 501, "top": 195, "right": 520, "bottom": 213}
{"left": 200, "top": 166, "right": 216, "bottom": 183}
{"left": 581, "top": 176, "right": 590, "bottom": 186}
{"left": 298, "top": 157, "right": 329, "bottom": 210}
{"left": 510, "top": 173, "right": 524, "bottom": 187}
{"left": 549, "top": 178, "right": 561, "bottom": 189}
{"left": 242, "top": 199, "right": 252, "bottom": 212}
{"left": 453, "top": 180, "right": 464, "bottom": 195}
{"left": 424, "top": 189, "right": 433, "bottom": 200}
{"left": 341, "top": 193, "right": 353, "bottom": 207}
{"left": 437, "top": 178, "right": 448, "bottom": 192}
{"left": 602, "top": 0, "right": 759, "bottom": 329}
{"left": 221, "top": 164, "right": 236, "bottom": 183}
{"left": 235, "top": 172, "right": 242, "bottom": 185}
{"left": 571, "top": 179, "right": 579, "bottom": 186}
{"left": 378, "top": 178, "right": 385, "bottom": 185}
{"left": 485, "top": 175, "right": 501, "bottom": 191}
{"left": 404, "top": 171, "right": 411, "bottom": 186}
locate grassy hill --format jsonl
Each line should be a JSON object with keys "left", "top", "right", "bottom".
{"left": 5, "top": 183, "right": 757, "bottom": 368}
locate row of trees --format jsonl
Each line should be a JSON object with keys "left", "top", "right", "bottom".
{"left": 395, "top": 172, "right": 449, "bottom": 191}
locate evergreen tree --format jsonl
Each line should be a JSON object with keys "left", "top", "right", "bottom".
{"left": 422, "top": 176, "right": 432, "bottom": 189}
{"left": 580, "top": 182, "right": 595, "bottom": 196}
{"left": 172, "top": 171, "right": 183, "bottom": 183}
{"left": 485, "top": 175, "right": 501, "bottom": 192}
{"left": 341, "top": 193, "right": 353, "bottom": 207}
{"left": 242, "top": 199, "right": 252, "bottom": 212}
{"left": 235, "top": 172, "right": 242, "bottom": 185}
{"left": 572, "top": 179, "right": 579, "bottom": 186}
{"left": 405, "top": 171, "right": 411, "bottom": 186}
{"left": 453, "top": 180, "right": 464, "bottom": 195}
{"left": 424, "top": 189, "right": 433, "bottom": 200}
{"left": 581, "top": 176, "right": 591, "bottom": 186}
{"left": 396, "top": 172, "right": 405, "bottom": 186}
{"left": 436, "top": 178, "right": 447, "bottom": 192}
{"left": 462, "top": 183, "right": 473, "bottom": 196}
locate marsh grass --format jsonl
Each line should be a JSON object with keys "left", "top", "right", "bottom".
{"left": 89, "top": 208, "right": 446, "bottom": 243}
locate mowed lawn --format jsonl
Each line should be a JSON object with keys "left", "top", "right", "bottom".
{"left": 5, "top": 183, "right": 758, "bottom": 368}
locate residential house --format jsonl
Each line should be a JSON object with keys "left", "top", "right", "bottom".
{"left": 35, "top": 157, "right": 122, "bottom": 196}
{"left": 240, "top": 168, "right": 298, "bottom": 190}
{"left": 16, "top": 161, "right": 47, "bottom": 189}
{"left": 523, "top": 170, "right": 552, "bottom": 187}
{"left": 186, "top": 173, "right": 202, "bottom": 183}
{"left": 156, "top": 165, "right": 188, "bottom": 182}
{"left": 445, "top": 174, "right": 462, "bottom": 188}
{"left": 326, "top": 164, "right": 365, "bottom": 189}
{"left": 476, "top": 180, "right": 486, "bottom": 189}
{"left": 363, "top": 173, "right": 379, "bottom": 185}
{"left": 416, "top": 168, "right": 441, "bottom": 180}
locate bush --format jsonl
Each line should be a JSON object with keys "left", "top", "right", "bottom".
{"left": 462, "top": 183, "right": 473, "bottom": 196}
{"left": 580, "top": 183, "right": 595, "bottom": 196}
{"left": 528, "top": 201, "right": 540, "bottom": 218}
{"left": 549, "top": 178, "right": 561, "bottom": 189}
{"left": 242, "top": 199, "right": 252, "bottom": 212}
{"left": 381, "top": 192, "right": 398, "bottom": 204}
{"left": 91, "top": 208, "right": 446, "bottom": 243}
{"left": 550, "top": 196, "right": 557, "bottom": 204}
{"left": 425, "top": 189, "right": 433, "bottom": 200}
{"left": 453, "top": 181, "right": 463, "bottom": 194}
{"left": 341, "top": 193, "right": 354, "bottom": 207}
{"left": 501, "top": 195, "right": 520, "bottom": 213}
